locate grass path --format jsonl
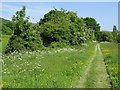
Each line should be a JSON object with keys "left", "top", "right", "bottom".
{"left": 75, "top": 44, "right": 111, "bottom": 88}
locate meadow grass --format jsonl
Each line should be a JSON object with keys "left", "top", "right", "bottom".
{"left": 2, "top": 42, "right": 96, "bottom": 88}
{"left": 0, "top": 34, "right": 11, "bottom": 53}
{"left": 100, "top": 42, "right": 119, "bottom": 88}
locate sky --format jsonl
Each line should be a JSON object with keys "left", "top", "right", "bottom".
{"left": 0, "top": 2, "right": 118, "bottom": 31}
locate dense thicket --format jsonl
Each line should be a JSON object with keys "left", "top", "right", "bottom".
{"left": 83, "top": 17, "right": 100, "bottom": 41}
{"left": 5, "top": 6, "right": 119, "bottom": 53}
{"left": 99, "top": 31, "right": 113, "bottom": 42}
{"left": 5, "top": 6, "right": 99, "bottom": 53}
{"left": 5, "top": 6, "right": 43, "bottom": 53}
{"left": 38, "top": 9, "right": 95, "bottom": 47}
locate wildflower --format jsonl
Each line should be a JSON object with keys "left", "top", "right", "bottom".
{"left": 18, "top": 57, "right": 22, "bottom": 60}
{"left": 25, "top": 62, "right": 28, "bottom": 64}
{"left": 3, "top": 72, "right": 6, "bottom": 74}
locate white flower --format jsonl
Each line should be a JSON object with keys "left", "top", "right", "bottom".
{"left": 3, "top": 72, "right": 6, "bottom": 74}
{"left": 18, "top": 57, "right": 22, "bottom": 60}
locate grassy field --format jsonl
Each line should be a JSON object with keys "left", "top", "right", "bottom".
{"left": 0, "top": 35, "right": 11, "bottom": 53}
{"left": 2, "top": 42, "right": 96, "bottom": 88}
{"left": 1, "top": 35, "right": 119, "bottom": 88}
{"left": 100, "top": 42, "right": 119, "bottom": 88}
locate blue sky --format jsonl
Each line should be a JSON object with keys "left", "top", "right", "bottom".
{"left": 1, "top": 2, "right": 118, "bottom": 31}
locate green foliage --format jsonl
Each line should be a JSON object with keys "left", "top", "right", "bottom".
{"left": 2, "top": 25, "right": 13, "bottom": 35}
{"left": 117, "top": 31, "right": 120, "bottom": 43}
{"left": 0, "top": 17, "right": 14, "bottom": 35}
{"left": 5, "top": 6, "right": 100, "bottom": 52}
{"left": 5, "top": 6, "right": 43, "bottom": 53}
{"left": 112, "top": 25, "right": 119, "bottom": 42}
{"left": 100, "top": 43, "right": 119, "bottom": 88}
{"left": 39, "top": 8, "right": 94, "bottom": 47}
{"left": 100, "top": 31, "right": 113, "bottom": 42}
{"left": 0, "top": 17, "right": 12, "bottom": 25}
{"left": 83, "top": 17, "right": 100, "bottom": 41}
{"left": 0, "top": 35, "right": 11, "bottom": 53}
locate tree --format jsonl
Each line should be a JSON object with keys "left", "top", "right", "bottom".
{"left": 38, "top": 8, "right": 92, "bottom": 47}
{"left": 5, "top": 6, "right": 42, "bottom": 53}
{"left": 83, "top": 17, "right": 100, "bottom": 41}
{"left": 100, "top": 31, "right": 113, "bottom": 42}
{"left": 5, "top": 6, "right": 101, "bottom": 52}
{"left": 113, "top": 25, "right": 117, "bottom": 31}
{"left": 117, "top": 31, "right": 120, "bottom": 43}
{"left": 112, "top": 25, "right": 118, "bottom": 42}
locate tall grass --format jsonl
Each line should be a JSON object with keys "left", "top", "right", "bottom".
{"left": 2, "top": 42, "right": 96, "bottom": 88}
{"left": 1, "top": 35, "right": 11, "bottom": 53}
{"left": 100, "top": 42, "right": 119, "bottom": 88}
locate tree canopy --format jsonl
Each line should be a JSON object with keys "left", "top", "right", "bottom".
{"left": 5, "top": 6, "right": 43, "bottom": 53}
{"left": 5, "top": 6, "right": 118, "bottom": 53}
{"left": 100, "top": 31, "right": 113, "bottom": 42}
{"left": 83, "top": 17, "right": 100, "bottom": 41}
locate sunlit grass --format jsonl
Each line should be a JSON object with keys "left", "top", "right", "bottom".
{"left": 1, "top": 34, "right": 11, "bottom": 53}
{"left": 100, "top": 42, "right": 119, "bottom": 88}
{"left": 2, "top": 42, "right": 96, "bottom": 88}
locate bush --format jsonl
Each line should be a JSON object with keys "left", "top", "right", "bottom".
{"left": 5, "top": 6, "right": 101, "bottom": 53}
{"left": 39, "top": 8, "right": 94, "bottom": 47}
{"left": 100, "top": 31, "right": 113, "bottom": 42}
{"left": 5, "top": 6, "right": 43, "bottom": 53}
{"left": 49, "top": 41, "right": 68, "bottom": 48}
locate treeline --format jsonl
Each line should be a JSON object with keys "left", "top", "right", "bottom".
{"left": 0, "top": 17, "right": 14, "bottom": 35}
{"left": 100, "top": 28, "right": 120, "bottom": 43}
{"left": 2, "top": 6, "right": 119, "bottom": 53}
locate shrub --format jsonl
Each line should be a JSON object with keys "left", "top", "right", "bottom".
{"left": 5, "top": 6, "right": 43, "bottom": 53}
{"left": 100, "top": 31, "right": 113, "bottom": 42}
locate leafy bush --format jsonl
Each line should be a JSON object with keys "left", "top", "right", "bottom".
{"left": 100, "top": 31, "right": 113, "bottom": 42}
{"left": 5, "top": 6, "right": 100, "bottom": 53}
{"left": 83, "top": 17, "right": 100, "bottom": 41}
{"left": 5, "top": 6, "right": 43, "bottom": 53}
{"left": 39, "top": 8, "right": 94, "bottom": 47}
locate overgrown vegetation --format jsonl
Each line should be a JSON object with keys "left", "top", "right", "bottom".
{"left": 83, "top": 17, "right": 100, "bottom": 41}
{"left": 2, "top": 42, "right": 96, "bottom": 88}
{"left": 1, "top": 6, "right": 119, "bottom": 53}
{"left": 5, "top": 6, "right": 43, "bottom": 53}
{"left": 1, "top": 5, "right": 119, "bottom": 88}
{"left": 99, "top": 31, "right": 113, "bottom": 42}
{"left": 4, "top": 6, "right": 100, "bottom": 53}
{"left": 100, "top": 43, "right": 119, "bottom": 88}
{"left": 0, "top": 35, "right": 11, "bottom": 53}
